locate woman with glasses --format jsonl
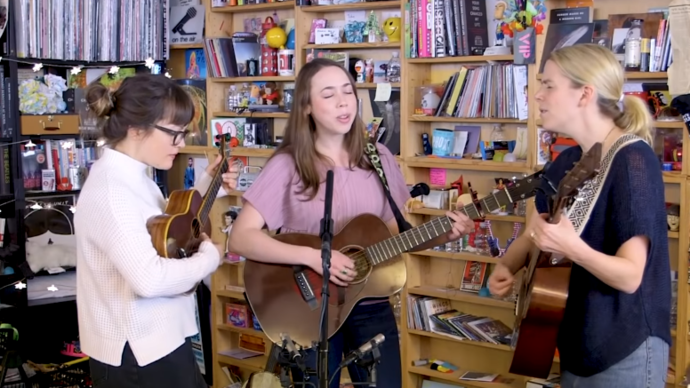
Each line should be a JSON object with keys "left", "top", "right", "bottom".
{"left": 75, "top": 73, "right": 239, "bottom": 388}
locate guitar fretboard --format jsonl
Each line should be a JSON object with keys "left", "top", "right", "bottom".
{"left": 364, "top": 186, "right": 517, "bottom": 265}
{"left": 198, "top": 160, "right": 229, "bottom": 224}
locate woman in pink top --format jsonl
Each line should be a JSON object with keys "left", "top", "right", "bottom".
{"left": 229, "top": 58, "right": 474, "bottom": 388}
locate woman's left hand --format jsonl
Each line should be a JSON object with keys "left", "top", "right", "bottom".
{"left": 445, "top": 200, "right": 476, "bottom": 241}
{"left": 205, "top": 155, "right": 241, "bottom": 192}
{"left": 529, "top": 212, "right": 581, "bottom": 258}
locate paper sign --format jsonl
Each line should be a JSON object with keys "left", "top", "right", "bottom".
{"left": 513, "top": 27, "right": 536, "bottom": 65}
{"left": 430, "top": 168, "right": 446, "bottom": 186}
{"left": 374, "top": 83, "right": 392, "bottom": 101}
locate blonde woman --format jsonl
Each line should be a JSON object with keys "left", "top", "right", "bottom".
{"left": 489, "top": 44, "right": 670, "bottom": 388}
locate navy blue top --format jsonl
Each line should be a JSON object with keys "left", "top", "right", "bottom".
{"left": 534, "top": 140, "right": 672, "bottom": 377}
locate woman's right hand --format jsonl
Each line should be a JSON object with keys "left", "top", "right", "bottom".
{"left": 308, "top": 249, "right": 356, "bottom": 286}
{"left": 488, "top": 263, "right": 515, "bottom": 297}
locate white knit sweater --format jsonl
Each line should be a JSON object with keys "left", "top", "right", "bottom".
{"left": 75, "top": 148, "right": 221, "bottom": 367}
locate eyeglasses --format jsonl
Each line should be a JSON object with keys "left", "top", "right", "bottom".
{"left": 154, "top": 124, "right": 191, "bottom": 146}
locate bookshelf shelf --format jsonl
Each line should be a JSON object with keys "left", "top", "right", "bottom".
{"left": 405, "top": 157, "right": 532, "bottom": 173}
{"left": 409, "top": 116, "right": 527, "bottom": 124}
{"left": 171, "top": 43, "right": 204, "bottom": 50}
{"left": 212, "top": 1, "right": 296, "bottom": 13}
{"left": 213, "top": 111, "right": 290, "bottom": 118}
{"left": 229, "top": 147, "right": 275, "bottom": 158}
{"left": 411, "top": 250, "right": 503, "bottom": 265}
{"left": 408, "top": 366, "right": 521, "bottom": 388}
{"left": 303, "top": 42, "right": 400, "bottom": 49}
{"left": 408, "top": 329, "right": 513, "bottom": 351}
{"left": 211, "top": 76, "right": 296, "bottom": 83}
{"left": 408, "top": 286, "right": 514, "bottom": 309}
{"left": 299, "top": 1, "right": 401, "bottom": 12}
{"left": 407, "top": 54, "right": 515, "bottom": 64}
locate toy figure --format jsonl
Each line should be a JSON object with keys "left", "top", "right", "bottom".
{"left": 262, "top": 81, "right": 280, "bottom": 105}
{"left": 365, "top": 59, "right": 374, "bottom": 83}
{"left": 494, "top": 1, "right": 508, "bottom": 45}
{"left": 355, "top": 60, "right": 365, "bottom": 83}
{"left": 364, "top": 11, "right": 380, "bottom": 43}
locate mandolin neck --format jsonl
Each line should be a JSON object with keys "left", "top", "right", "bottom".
{"left": 198, "top": 159, "right": 229, "bottom": 224}
{"left": 364, "top": 186, "right": 519, "bottom": 265}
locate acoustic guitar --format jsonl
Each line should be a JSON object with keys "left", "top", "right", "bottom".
{"left": 244, "top": 170, "right": 546, "bottom": 348}
{"left": 147, "top": 137, "right": 231, "bottom": 259}
{"left": 509, "top": 143, "right": 602, "bottom": 378}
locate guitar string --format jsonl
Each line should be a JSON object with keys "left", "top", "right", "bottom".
{"left": 345, "top": 182, "right": 530, "bottom": 274}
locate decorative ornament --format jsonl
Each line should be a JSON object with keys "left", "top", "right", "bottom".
{"left": 109, "top": 66, "right": 120, "bottom": 74}
{"left": 145, "top": 57, "right": 155, "bottom": 69}
{"left": 70, "top": 66, "right": 82, "bottom": 75}
{"left": 164, "top": 72, "right": 172, "bottom": 79}
{"left": 14, "top": 282, "right": 26, "bottom": 290}
{"left": 32, "top": 63, "right": 43, "bottom": 72}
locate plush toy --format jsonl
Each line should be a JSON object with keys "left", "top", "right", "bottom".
{"left": 26, "top": 239, "right": 77, "bottom": 274}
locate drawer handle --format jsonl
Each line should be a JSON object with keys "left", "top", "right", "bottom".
{"left": 39, "top": 115, "right": 62, "bottom": 131}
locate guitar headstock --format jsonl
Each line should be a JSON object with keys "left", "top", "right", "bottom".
{"left": 555, "top": 142, "right": 602, "bottom": 202}
{"left": 504, "top": 169, "right": 548, "bottom": 200}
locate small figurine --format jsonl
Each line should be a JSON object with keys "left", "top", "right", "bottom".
{"left": 364, "top": 11, "right": 380, "bottom": 43}
{"left": 354, "top": 60, "right": 365, "bottom": 83}
{"left": 365, "top": 59, "right": 374, "bottom": 83}
{"left": 262, "top": 81, "right": 280, "bottom": 105}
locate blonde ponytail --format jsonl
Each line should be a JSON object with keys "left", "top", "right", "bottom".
{"left": 614, "top": 94, "right": 654, "bottom": 144}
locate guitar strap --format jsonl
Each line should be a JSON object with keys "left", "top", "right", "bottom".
{"left": 363, "top": 142, "right": 413, "bottom": 233}
{"left": 566, "top": 134, "right": 642, "bottom": 235}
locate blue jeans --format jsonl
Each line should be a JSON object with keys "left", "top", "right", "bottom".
{"left": 290, "top": 300, "right": 401, "bottom": 388}
{"left": 561, "top": 336, "right": 668, "bottom": 388}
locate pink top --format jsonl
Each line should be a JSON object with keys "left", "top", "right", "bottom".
{"left": 243, "top": 143, "right": 410, "bottom": 235}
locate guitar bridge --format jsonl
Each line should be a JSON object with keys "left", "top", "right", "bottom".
{"left": 294, "top": 270, "right": 318, "bottom": 311}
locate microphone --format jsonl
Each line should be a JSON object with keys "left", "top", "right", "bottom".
{"left": 172, "top": 7, "right": 198, "bottom": 36}
{"left": 281, "top": 333, "right": 307, "bottom": 372}
{"left": 409, "top": 182, "right": 430, "bottom": 198}
{"left": 339, "top": 333, "right": 385, "bottom": 367}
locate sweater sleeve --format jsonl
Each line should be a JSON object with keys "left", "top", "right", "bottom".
{"left": 241, "top": 153, "right": 296, "bottom": 231}
{"left": 96, "top": 184, "right": 221, "bottom": 298}
{"left": 607, "top": 143, "right": 665, "bottom": 246}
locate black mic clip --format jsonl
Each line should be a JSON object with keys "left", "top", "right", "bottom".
{"left": 280, "top": 333, "right": 307, "bottom": 374}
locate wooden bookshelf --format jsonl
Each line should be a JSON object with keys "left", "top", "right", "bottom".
{"left": 166, "top": 0, "right": 688, "bottom": 386}
{"left": 400, "top": 0, "right": 687, "bottom": 387}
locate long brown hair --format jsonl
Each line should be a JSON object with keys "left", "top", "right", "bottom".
{"left": 271, "top": 58, "right": 371, "bottom": 200}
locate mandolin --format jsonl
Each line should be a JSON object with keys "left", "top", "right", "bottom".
{"left": 243, "top": 170, "right": 546, "bottom": 348}
{"left": 509, "top": 142, "right": 602, "bottom": 378}
{"left": 147, "top": 137, "right": 231, "bottom": 259}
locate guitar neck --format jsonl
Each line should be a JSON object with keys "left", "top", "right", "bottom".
{"left": 366, "top": 186, "right": 517, "bottom": 265}
{"left": 198, "top": 159, "right": 229, "bottom": 224}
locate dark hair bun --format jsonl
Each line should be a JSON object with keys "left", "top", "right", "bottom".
{"left": 85, "top": 82, "right": 115, "bottom": 118}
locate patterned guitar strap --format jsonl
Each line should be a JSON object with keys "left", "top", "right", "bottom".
{"left": 364, "top": 142, "right": 413, "bottom": 233}
{"left": 566, "top": 134, "right": 643, "bottom": 235}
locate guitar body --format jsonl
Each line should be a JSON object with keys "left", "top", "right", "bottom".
{"left": 509, "top": 248, "right": 571, "bottom": 378}
{"left": 147, "top": 189, "right": 212, "bottom": 259}
{"left": 243, "top": 213, "right": 406, "bottom": 348}
{"left": 509, "top": 142, "right": 602, "bottom": 379}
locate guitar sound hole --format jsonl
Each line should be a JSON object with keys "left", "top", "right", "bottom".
{"left": 341, "top": 246, "right": 371, "bottom": 284}
{"left": 191, "top": 219, "right": 201, "bottom": 239}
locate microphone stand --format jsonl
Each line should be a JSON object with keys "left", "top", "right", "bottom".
{"left": 317, "top": 170, "right": 335, "bottom": 388}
